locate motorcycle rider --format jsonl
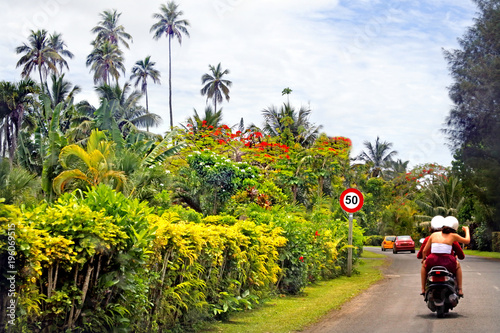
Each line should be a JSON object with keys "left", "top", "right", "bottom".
{"left": 422, "top": 217, "right": 470, "bottom": 296}
{"left": 418, "top": 216, "right": 465, "bottom": 296}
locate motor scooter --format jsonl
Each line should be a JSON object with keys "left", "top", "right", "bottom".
{"left": 424, "top": 265, "right": 461, "bottom": 318}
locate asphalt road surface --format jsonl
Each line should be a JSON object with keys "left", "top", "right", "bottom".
{"left": 302, "top": 247, "right": 500, "bottom": 333}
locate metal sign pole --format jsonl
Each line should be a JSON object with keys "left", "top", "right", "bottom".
{"left": 347, "top": 213, "right": 353, "bottom": 277}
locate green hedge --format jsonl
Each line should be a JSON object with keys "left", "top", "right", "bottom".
{"left": 1, "top": 187, "right": 362, "bottom": 332}
{"left": 364, "top": 235, "right": 384, "bottom": 246}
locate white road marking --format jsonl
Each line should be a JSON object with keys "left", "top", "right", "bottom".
{"left": 494, "top": 286, "right": 499, "bottom": 292}
{"left": 477, "top": 272, "right": 482, "bottom": 276}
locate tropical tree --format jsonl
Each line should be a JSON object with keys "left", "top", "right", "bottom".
{"left": 444, "top": 0, "right": 500, "bottom": 230}
{"left": 0, "top": 79, "right": 38, "bottom": 164}
{"left": 183, "top": 105, "right": 223, "bottom": 133}
{"left": 0, "top": 159, "right": 39, "bottom": 205}
{"left": 47, "top": 32, "right": 74, "bottom": 73}
{"left": 86, "top": 41, "right": 125, "bottom": 85}
{"left": 200, "top": 62, "right": 232, "bottom": 111}
{"left": 384, "top": 159, "right": 409, "bottom": 180}
{"left": 52, "top": 129, "right": 126, "bottom": 194}
{"left": 95, "top": 83, "right": 162, "bottom": 135}
{"left": 45, "top": 73, "right": 81, "bottom": 110}
{"left": 15, "top": 29, "right": 68, "bottom": 91}
{"left": 117, "top": 130, "right": 186, "bottom": 202}
{"left": 91, "top": 9, "right": 133, "bottom": 49}
{"left": 130, "top": 55, "right": 161, "bottom": 130}
{"left": 282, "top": 87, "right": 292, "bottom": 103}
{"left": 151, "top": 1, "right": 190, "bottom": 128}
{"left": 357, "top": 136, "right": 398, "bottom": 178}
{"left": 262, "top": 102, "right": 322, "bottom": 147}
{"left": 416, "top": 174, "right": 465, "bottom": 220}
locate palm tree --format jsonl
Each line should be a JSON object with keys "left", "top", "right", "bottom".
{"left": 262, "top": 102, "right": 322, "bottom": 147}
{"left": 357, "top": 136, "right": 398, "bottom": 178}
{"left": 46, "top": 73, "right": 81, "bottom": 109}
{"left": 416, "top": 175, "right": 465, "bottom": 220}
{"left": 150, "top": 1, "right": 190, "bottom": 129}
{"left": 16, "top": 30, "right": 65, "bottom": 91}
{"left": 0, "top": 159, "right": 38, "bottom": 205}
{"left": 86, "top": 41, "right": 125, "bottom": 85}
{"left": 384, "top": 159, "right": 409, "bottom": 180}
{"left": 0, "top": 79, "right": 38, "bottom": 164}
{"left": 47, "top": 32, "right": 74, "bottom": 73}
{"left": 95, "top": 83, "right": 162, "bottom": 135}
{"left": 183, "top": 105, "right": 223, "bottom": 133}
{"left": 130, "top": 56, "right": 161, "bottom": 130}
{"left": 53, "top": 129, "right": 126, "bottom": 194}
{"left": 282, "top": 87, "right": 292, "bottom": 104}
{"left": 91, "top": 9, "right": 133, "bottom": 49}
{"left": 200, "top": 63, "right": 232, "bottom": 111}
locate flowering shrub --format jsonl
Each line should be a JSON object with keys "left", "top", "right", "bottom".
{"left": 186, "top": 151, "right": 258, "bottom": 215}
{"left": 145, "top": 210, "right": 286, "bottom": 329}
{"left": 245, "top": 205, "right": 363, "bottom": 295}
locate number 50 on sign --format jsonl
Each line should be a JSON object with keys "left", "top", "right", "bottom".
{"left": 339, "top": 188, "right": 364, "bottom": 213}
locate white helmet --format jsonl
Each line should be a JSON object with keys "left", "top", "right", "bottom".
{"left": 443, "top": 216, "right": 459, "bottom": 231}
{"left": 430, "top": 215, "right": 445, "bottom": 230}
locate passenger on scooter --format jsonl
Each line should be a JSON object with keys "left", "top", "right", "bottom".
{"left": 422, "top": 217, "right": 470, "bottom": 296}
{"left": 418, "top": 216, "right": 464, "bottom": 296}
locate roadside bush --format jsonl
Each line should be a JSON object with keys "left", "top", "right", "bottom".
{"left": 363, "top": 235, "right": 384, "bottom": 246}
{"left": 146, "top": 211, "right": 286, "bottom": 330}
{"left": 492, "top": 232, "right": 500, "bottom": 252}
{"left": 244, "top": 205, "right": 363, "bottom": 294}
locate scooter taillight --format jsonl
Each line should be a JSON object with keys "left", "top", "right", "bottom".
{"left": 429, "top": 275, "right": 451, "bottom": 282}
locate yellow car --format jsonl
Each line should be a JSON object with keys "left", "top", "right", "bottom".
{"left": 381, "top": 236, "right": 396, "bottom": 251}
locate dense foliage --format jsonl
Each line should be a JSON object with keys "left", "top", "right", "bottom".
{"left": 444, "top": 0, "right": 500, "bottom": 248}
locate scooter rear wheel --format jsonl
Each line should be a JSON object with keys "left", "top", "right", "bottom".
{"left": 437, "top": 306, "right": 445, "bottom": 318}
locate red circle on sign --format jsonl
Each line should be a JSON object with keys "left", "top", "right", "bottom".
{"left": 339, "top": 188, "right": 364, "bottom": 213}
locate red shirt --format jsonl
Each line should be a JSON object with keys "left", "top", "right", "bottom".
{"left": 416, "top": 235, "right": 465, "bottom": 260}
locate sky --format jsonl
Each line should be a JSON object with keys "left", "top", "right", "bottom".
{"left": 0, "top": 0, "right": 478, "bottom": 168}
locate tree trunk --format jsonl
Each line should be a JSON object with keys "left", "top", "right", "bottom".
{"left": 145, "top": 84, "right": 149, "bottom": 132}
{"left": 168, "top": 35, "right": 173, "bottom": 129}
{"left": 38, "top": 66, "right": 44, "bottom": 93}
{"left": 70, "top": 258, "right": 94, "bottom": 329}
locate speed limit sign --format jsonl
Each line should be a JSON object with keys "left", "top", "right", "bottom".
{"left": 339, "top": 188, "right": 364, "bottom": 213}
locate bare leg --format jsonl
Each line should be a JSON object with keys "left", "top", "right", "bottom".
{"left": 456, "top": 261, "right": 463, "bottom": 296}
{"left": 421, "top": 261, "right": 426, "bottom": 294}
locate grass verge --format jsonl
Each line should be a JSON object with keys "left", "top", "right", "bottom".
{"left": 200, "top": 250, "right": 387, "bottom": 333}
{"left": 464, "top": 249, "right": 500, "bottom": 259}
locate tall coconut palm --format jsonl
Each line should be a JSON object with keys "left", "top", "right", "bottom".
{"left": 0, "top": 79, "right": 38, "bottom": 164}
{"left": 86, "top": 41, "right": 125, "bottom": 85}
{"left": 91, "top": 9, "right": 133, "bottom": 49}
{"left": 130, "top": 56, "right": 161, "bottom": 130}
{"left": 262, "top": 102, "right": 322, "bottom": 147}
{"left": 150, "top": 1, "right": 190, "bottom": 129}
{"left": 16, "top": 30, "right": 65, "bottom": 92}
{"left": 357, "top": 136, "right": 398, "bottom": 178}
{"left": 282, "top": 87, "right": 292, "bottom": 104}
{"left": 200, "top": 63, "right": 232, "bottom": 112}
{"left": 47, "top": 32, "right": 74, "bottom": 73}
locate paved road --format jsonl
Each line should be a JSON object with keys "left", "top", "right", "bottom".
{"left": 302, "top": 247, "right": 500, "bottom": 333}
